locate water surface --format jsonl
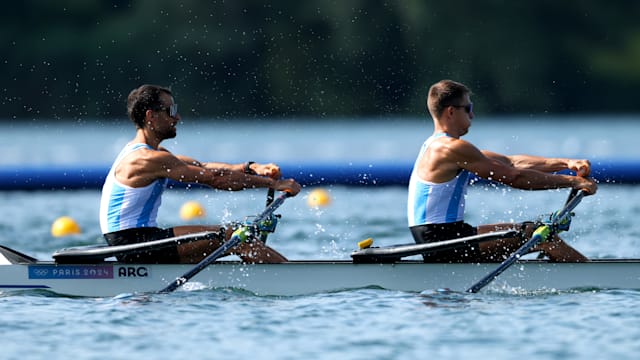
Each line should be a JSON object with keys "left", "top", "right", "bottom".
{"left": 0, "top": 118, "right": 639, "bottom": 359}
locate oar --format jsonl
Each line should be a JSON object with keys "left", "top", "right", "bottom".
{"left": 266, "top": 188, "right": 275, "bottom": 205}
{"left": 159, "top": 191, "right": 291, "bottom": 293}
{"left": 564, "top": 188, "right": 579, "bottom": 207}
{"left": 260, "top": 188, "right": 276, "bottom": 243}
{"left": 466, "top": 190, "right": 585, "bottom": 293}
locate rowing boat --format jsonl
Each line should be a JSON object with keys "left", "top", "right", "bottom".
{"left": 1, "top": 243, "right": 639, "bottom": 297}
{"left": 2, "top": 190, "right": 633, "bottom": 297}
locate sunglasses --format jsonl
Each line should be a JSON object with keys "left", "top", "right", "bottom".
{"left": 159, "top": 104, "right": 178, "bottom": 117}
{"left": 451, "top": 103, "right": 473, "bottom": 114}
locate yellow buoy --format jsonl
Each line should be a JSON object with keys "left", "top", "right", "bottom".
{"left": 307, "top": 188, "right": 331, "bottom": 208}
{"left": 51, "top": 216, "right": 82, "bottom": 237}
{"left": 180, "top": 201, "right": 206, "bottom": 220}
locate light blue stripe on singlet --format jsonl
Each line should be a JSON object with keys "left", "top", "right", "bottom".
{"left": 136, "top": 179, "right": 165, "bottom": 228}
{"left": 412, "top": 181, "right": 429, "bottom": 225}
{"left": 111, "top": 183, "right": 125, "bottom": 229}
{"left": 445, "top": 171, "right": 470, "bottom": 222}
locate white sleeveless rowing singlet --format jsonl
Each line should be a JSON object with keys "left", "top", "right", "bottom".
{"left": 99, "top": 143, "right": 168, "bottom": 234}
{"left": 407, "top": 133, "right": 471, "bottom": 226}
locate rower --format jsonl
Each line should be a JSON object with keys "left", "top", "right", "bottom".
{"left": 407, "top": 79, "right": 597, "bottom": 263}
{"left": 99, "top": 84, "right": 301, "bottom": 264}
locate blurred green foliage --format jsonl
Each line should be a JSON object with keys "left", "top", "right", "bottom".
{"left": 1, "top": 0, "right": 639, "bottom": 120}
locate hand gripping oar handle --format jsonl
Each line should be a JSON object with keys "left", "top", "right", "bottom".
{"left": 466, "top": 190, "right": 585, "bottom": 293}
{"left": 159, "top": 191, "right": 291, "bottom": 294}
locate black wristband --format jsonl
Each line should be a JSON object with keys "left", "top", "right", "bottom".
{"left": 244, "top": 161, "right": 256, "bottom": 175}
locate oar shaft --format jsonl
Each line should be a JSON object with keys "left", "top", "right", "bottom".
{"left": 160, "top": 234, "right": 243, "bottom": 293}
{"left": 260, "top": 189, "right": 276, "bottom": 243}
{"left": 466, "top": 229, "right": 546, "bottom": 293}
{"left": 467, "top": 190, "right": 585, "bottom": 293}
{"left": 159, "top": 192, "right": 290, "bottom": 294}
{"left": 562, "top": 190, "right": 585, "bottom": 218}
{"left": 266, "top": 188, "right": 275, "bottom": 205}
{"left": 254, "top": 192, "right": 287, "bottom": 223}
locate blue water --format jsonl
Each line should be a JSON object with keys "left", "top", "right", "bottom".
{"left": 1, "top": 117, "right": 640, "bottom": 359}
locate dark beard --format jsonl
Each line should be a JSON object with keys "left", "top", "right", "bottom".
{"left": 160, "top": 127, "right": 177, "bottom": 139}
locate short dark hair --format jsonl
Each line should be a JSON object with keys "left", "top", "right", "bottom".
{"left": 126, "top": 84, "right": 173, "bottom": 128}
{"left": 426, "top": 80, "right": 471, "bottom": 118}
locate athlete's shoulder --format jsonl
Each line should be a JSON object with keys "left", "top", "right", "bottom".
{"left": 431, "top": 136, "right": 479, "bottom": 155}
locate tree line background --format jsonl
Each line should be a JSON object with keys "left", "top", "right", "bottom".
{"left": 2, "top": 0, "right": 640, "bottom": 120}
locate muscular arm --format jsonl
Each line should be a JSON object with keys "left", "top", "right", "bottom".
{"left": 444, "top": 140, "right": 596, "bottom": 193}
{"left": 482, "top": 151, "right": 591, "bottom": 176}
{"left": 176, "top": 155, "right": 244, "bottom": 173}
{"left": 176, "top": 155, "right": 282, "bottom": 179}
{"left": 118, "top": 150, "right": 299, "bottom": 194}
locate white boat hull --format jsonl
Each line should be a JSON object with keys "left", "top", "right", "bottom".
{"left": 1, "top": 259, "right": 639, "bottom": 297}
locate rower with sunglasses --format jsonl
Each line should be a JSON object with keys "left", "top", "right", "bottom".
{"left": 99, "top": 84, "right": 301, "bottom": 264}
{"left": 407, "top": 80, "right": 597, "bottom": 263}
